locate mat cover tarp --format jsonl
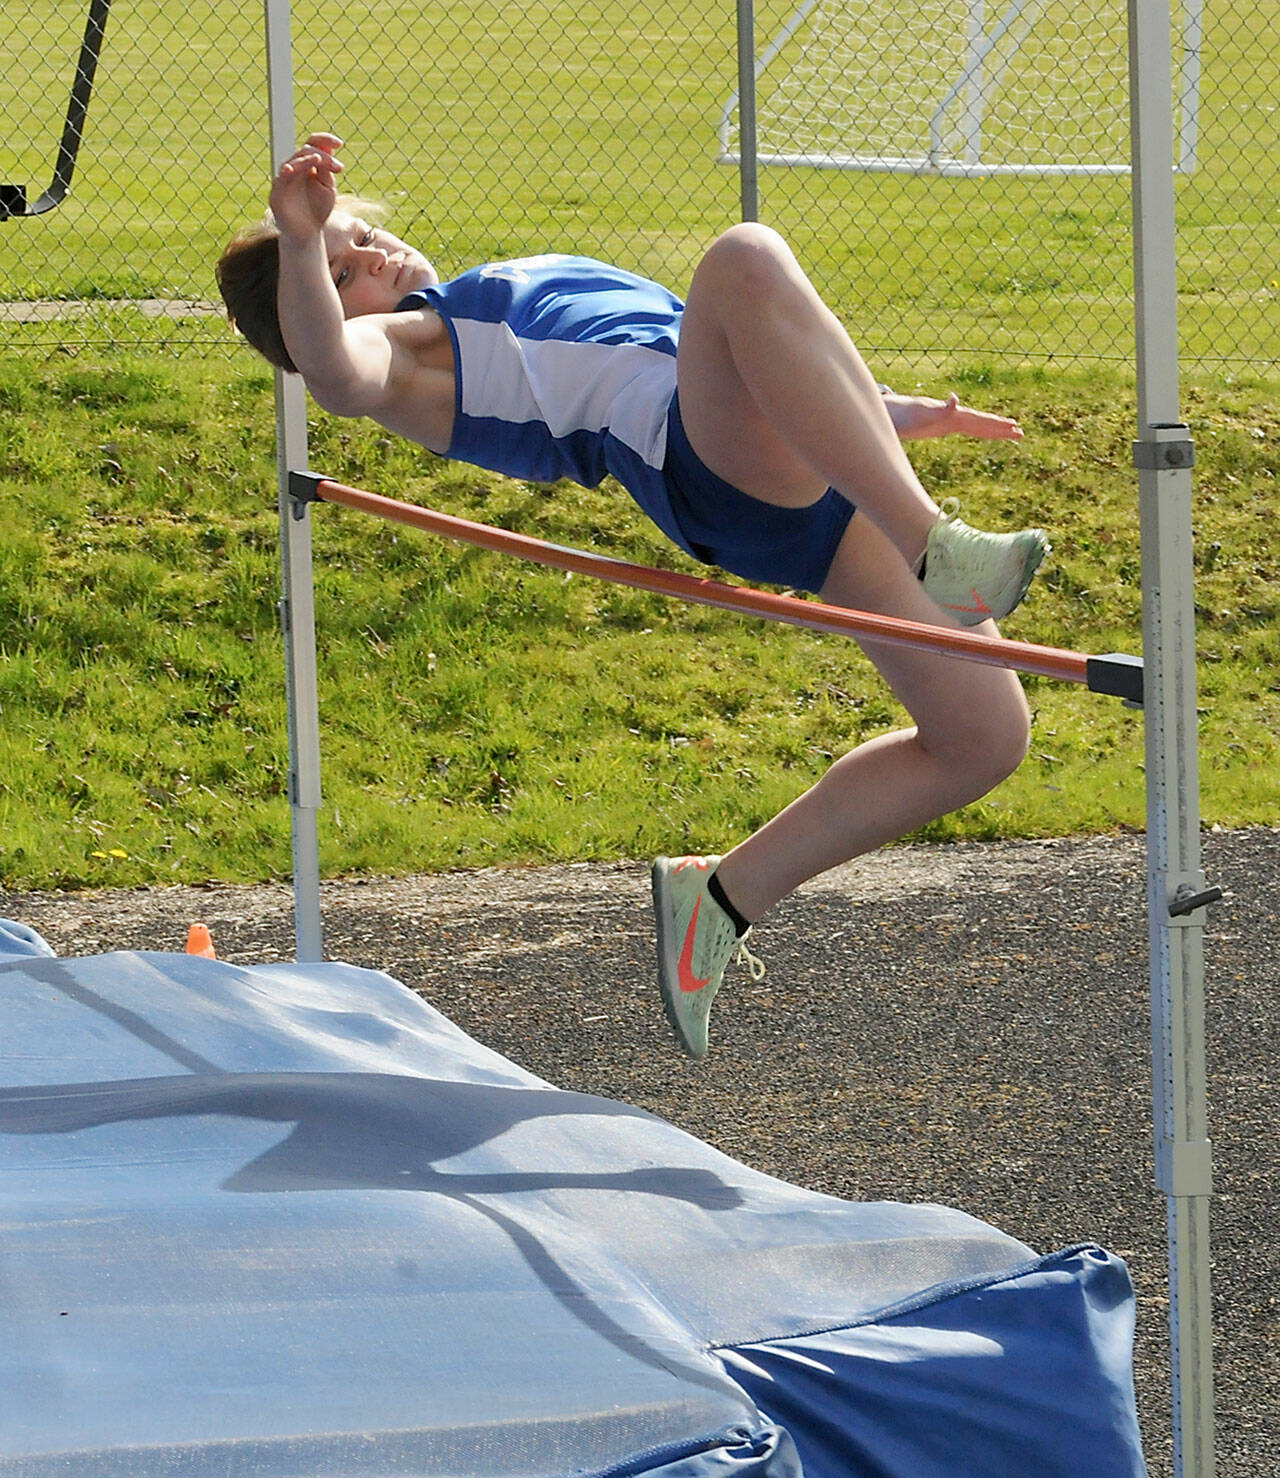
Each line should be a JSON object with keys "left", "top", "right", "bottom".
{"left": 0, "top": 923, "right": 1147, "bottom": 1476}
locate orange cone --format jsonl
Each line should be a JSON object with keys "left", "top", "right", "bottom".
{"left": 185, "top": 923, "right": 216, "bottom": 959}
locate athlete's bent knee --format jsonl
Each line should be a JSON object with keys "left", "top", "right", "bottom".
{"left": 983, "top": 701, "right": 1032, "bottom": 788}
{"left": 697, "top": 223, "right": 797, "bottom": 297}
{"left": 932, "top": 677, "right": 1031, "bottom": 798}
{"left": 972, "top": 687, "right": 1031, "bottom": 791}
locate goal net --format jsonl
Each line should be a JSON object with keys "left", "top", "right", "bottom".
{"left": 720, "top": 0, "right": 1201, "bottom": 176}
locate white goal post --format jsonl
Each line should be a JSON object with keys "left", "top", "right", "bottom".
{"left": 720, "top": 0, "right": 1202, "bottom": 176}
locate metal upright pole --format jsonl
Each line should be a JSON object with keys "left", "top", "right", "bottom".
{"left": 263, "top": 0, "right": 324, "bottom": 962}
{"left": 735, "top": 0, "right": 759, "bottom": 221}
{"left": 1128, "top": 0, "right": 1215, "bottom": 1471}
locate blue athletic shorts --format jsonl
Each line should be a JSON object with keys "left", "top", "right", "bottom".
{"left": 656, "top": 390, "right": 856, "bottom": 594}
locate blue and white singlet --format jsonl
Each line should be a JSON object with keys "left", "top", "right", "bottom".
{"left": 396, "top": 252, "right": 855, "bottom": 592}
{"left": 396, "top": 254, "right": 683, "bottom": 510}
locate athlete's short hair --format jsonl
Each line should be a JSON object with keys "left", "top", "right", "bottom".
{"left": 216, "top": 221, "right": 294, "bottom": 373}
{"left": 215, "top": 196, "right": 390, "bottom": 374}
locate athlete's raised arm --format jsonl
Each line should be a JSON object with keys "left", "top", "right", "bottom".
{"left": 269, "top": 136, "right": 398, "bottom": 416}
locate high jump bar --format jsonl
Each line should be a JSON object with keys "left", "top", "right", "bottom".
{"left": 290, "top": 471, "right": 1143, "bottom": 704}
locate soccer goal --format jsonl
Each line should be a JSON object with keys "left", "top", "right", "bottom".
{"left": 720, "top": 0, "right": 1202, "bottom": 176}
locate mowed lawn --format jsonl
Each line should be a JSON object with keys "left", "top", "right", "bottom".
{"left": 0, "top": 346, "right": 1274, "bottom": 890}
{"left": 0, "top": 1, "right": 1275, "bottom": 887}
{"left": 4, "top": 0, "right": 1277, "bottom": 365}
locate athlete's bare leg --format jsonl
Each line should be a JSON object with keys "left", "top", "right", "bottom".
{"left": 669, "top": 222, "right": 1031, "bottom": 922}
{"left": 674, "top": 222, "right": 940, "bottom": 565}
{"left": 712, "top": 516, "right": 1031, "bottom": 923}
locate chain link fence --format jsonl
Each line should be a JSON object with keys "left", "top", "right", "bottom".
{"left": 2, "top": 0, "right": 1276, "bottom": 372}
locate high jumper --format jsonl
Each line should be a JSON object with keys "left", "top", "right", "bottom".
{"left": 218, "top": 132, "right": 1050, "bottom": 1060}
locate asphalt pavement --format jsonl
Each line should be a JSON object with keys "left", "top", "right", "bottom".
{"left": 4, "top": 825, "right": 1276, "bottom": 1476}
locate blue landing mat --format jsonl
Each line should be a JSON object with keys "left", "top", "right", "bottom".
{"left": 0, "top": 934, "right": 1147, "bottom": 1476}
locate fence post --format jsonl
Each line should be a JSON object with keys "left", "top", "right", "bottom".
{"left": 1128, "top": 0, "right": 1215, "bottom": 1471}
{"left": 264, "top": 0, "right": 324, "bottom": 963}
{"left": 735, "top": 0, "right": 759, "bottom": 220}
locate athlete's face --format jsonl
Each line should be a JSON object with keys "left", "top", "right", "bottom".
{"left": 322, "top": 212, "right": 438, "bottom": 318}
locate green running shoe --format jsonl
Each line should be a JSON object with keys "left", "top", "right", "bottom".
{"left": 652, "top": 854, "right": 765, "bottom": 1061}
{"left": 919, "top": 500, "right": 1049, "bottom": 627}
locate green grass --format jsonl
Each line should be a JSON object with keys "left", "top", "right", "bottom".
{"left": 0, "top": 343, "right": 1275, "bottom": 891}
{"left": 3, "top": 0, "right": 1278, "bottom": 367}
{"left": 0, "top": 2, "right": 1275, "bottom": 887}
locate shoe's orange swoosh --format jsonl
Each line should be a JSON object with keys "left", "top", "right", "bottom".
{"left": 946, "top": 586, "right": 994, "bottom": 616}
{"left": 678, "top": 895, "right": 711, "bottom": 993}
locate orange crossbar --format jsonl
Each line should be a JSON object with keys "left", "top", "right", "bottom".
{"left": 304, "top": 475, "right": 1133, "bottom": 694}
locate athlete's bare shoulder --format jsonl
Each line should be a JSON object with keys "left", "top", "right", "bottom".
{"left": 349, "top": 306, "right": 457, "bottom": 453}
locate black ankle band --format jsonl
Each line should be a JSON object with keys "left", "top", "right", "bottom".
{"left": 708, "top": 870, "right": 751, "bottom": 937}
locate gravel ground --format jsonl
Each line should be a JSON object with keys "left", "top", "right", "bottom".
{"left": 3, "top": 826, "right": 1276, "bottom": 1477}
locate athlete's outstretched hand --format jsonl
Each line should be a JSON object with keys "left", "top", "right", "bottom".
{"left": 268, "top": 133, "right": 345, "bottom": 243}
{"left": 884, "top": 391, "right": 1023, "bottom": 442}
